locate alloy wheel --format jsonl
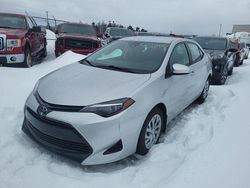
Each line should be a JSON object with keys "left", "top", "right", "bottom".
{"left": 145, "top": 114, "right": 162, "bottom": 149}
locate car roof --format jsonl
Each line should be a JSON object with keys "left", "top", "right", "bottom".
{"left": 120, "top": 36, "right": 188, "bottom": 44}
{"left": 195, "top": 36, "right": 228, "bottom": 40}
{"left": 0, "top": 12, "right": 26, "bottom": 18}
{"left": 58, "top": 22, "right": 92, "bottom": 27}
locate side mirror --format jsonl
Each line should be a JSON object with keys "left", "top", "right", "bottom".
{"left": 104, "top": 33, "right": 109, "bottom": 38}
{"left": 29, "top": 26, "right": 41, "bottom": 32}
{"left": 55, "top": 30, "right": 59, "bottom": 34}
{"left": 172, "top": 64, "right": 191, "bottom": 75}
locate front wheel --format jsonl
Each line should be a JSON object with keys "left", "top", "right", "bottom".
{"left": 23, "top": 48, "right": 32, "bottom": 68}
{"left": 136, "top": 108, "right": 163, "bottom": 155}
{"left": 216, "top": 65, "right": 228, "bottom": 85}
{"left": 197, "top": 78, "right": 210, "bottom": 104}
{"left": 41, "top": 44, "right": 47, "bottom": 58}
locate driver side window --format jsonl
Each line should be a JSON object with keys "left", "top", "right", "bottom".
{"left": 169, "top": 43, "right": 190, "bottom": 67}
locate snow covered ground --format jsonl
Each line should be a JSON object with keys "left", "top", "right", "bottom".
{"left": 0, "top": 31, "right": 250, "bottom": 188}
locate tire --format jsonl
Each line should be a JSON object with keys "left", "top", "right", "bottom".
{"left": 136, "top": 107, "right": 164, "bottom": 155}
{"left": 239, "top": 59, "right": 243, "bottom": 65}
{"left": 228, "top": 67, "right": 233, "bottom": 76}
{"left": 23, "top": 48, "right": 33, "bottom": 68}
{"left": 41, "top": 44, "right": 47, "bottom": 58}
{"left": 197, "top": 78, "right": 210, "bottom": 104}
{"left": 218, "top": 65, "right": 228, "bottom": 85}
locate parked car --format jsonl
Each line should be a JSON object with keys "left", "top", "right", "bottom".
{"left": 103, "top": 27, "right": 134, "bottom": 44}
{"left": 22, "top": 36, "right": 212, "bottom": 165}
{"left": 241, "top": 42, "right": 249, "bottom": 59}
{"left": 135, "top": 32, "right": 156, "bottom": 36}
{"left": 194, "top": 36, "right": 236, "bottom": 85}
{"left": 54, "top": 22, "right": 101, "bottom": 57}
{"left": 232, "top": 41, "right": 246, "bottom": 66}
{"left": 0, "top": 12, "right": 47, "bottom": 67}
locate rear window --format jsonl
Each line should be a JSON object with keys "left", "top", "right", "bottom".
{"left": 194, "top": 37, "right": 227, "bottom": 50}
{"left": 110, "top": 28, "right": 134, "bottom": 37}
{"left": 0, "top": 14, "right": 26, "bottom": 29}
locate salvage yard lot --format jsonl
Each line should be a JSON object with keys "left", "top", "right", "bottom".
{"left": 0, "top": 34, "right": 250, "bottom": 188}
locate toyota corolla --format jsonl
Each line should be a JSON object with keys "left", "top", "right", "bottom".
{"left": 22, "top": 36, "right": 212, "bottom": 165}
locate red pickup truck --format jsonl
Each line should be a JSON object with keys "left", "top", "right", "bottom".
{"left": 0, "top": 12, "right": 47, "bottom": 67}
{"left": 55, "top": 22, "right": 101, "bottom": 57}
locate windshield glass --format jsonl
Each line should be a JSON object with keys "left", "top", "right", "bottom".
{"left": 194, "top": 37, "right": 227, "bottom": 50}
{"left": 82, "top": 40, "right": 169, "bottom": 74}
{"left": 58, "top": 23, "right": 96, "bottom": 36}
{"left": 0, "top": 14, "right": 26, "bottom": 29}
{"left": 110, "top": 28, "right": 134, "bottom": 37}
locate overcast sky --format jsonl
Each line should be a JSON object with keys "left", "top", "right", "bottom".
{"left": 1, "top": 0, "right": 249, "bottom": 35}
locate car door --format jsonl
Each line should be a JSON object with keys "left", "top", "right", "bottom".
{"left": 164, "top": 42, "right": 195, "bottom": 121}
{"left": 186, "top": 42, "right": 207, "bottom": 100}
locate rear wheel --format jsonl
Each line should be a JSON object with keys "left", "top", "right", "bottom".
{"left": 228, "top": 67, "right": 233, "bottom": 76}
{"left": 41, "top": 44, "right": 47, "bottom": 58}
{"left": 136, "top": 108, "right": 163, "bottom": 155}
{"left": 23, "top": 48, "right": 32, "bottom": 68}
{"left": 218, "top": 65, "right": 228, "bottom": 85}
{"left": 197, "top": 78, "right": 210, "bottom": 104}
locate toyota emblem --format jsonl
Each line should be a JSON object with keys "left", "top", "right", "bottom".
{"left": 37, "top": 105, "right": 49, "bottom": 116}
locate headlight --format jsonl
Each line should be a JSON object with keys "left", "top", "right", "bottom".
{"left": 33, "top": 80, "right": 40, "bottom": 95}
{"left": 7, "top": 39, "right": 21, "bottom": 50}
{"left": 80, "top": 98, "right": 135, "bottom": 117}
{"left": 212, "top": 54, "right": 224, "bottom": 60}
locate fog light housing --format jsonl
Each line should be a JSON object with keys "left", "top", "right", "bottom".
{"left": 10, "top": 56, "right": 17, "bottom": 62}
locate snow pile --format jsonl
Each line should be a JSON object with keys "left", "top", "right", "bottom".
{"left": 0, "top": 46, "right": 250, "bottom": 187}
{"left": 46, "top": 29, "right": 56, "bottom": 40}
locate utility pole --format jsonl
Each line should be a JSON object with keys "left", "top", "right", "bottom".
{"left": 219, "top": 24, "right": 222, "bottom": 37}
{"left": 46, "top": 11, "right": 49, "bottom": 28}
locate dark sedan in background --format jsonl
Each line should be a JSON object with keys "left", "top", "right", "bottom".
{"left": 194, "top": 36, "right": 237, "bottom": 85}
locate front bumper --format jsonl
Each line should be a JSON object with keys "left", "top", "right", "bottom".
{"left": 0, "top": 53, "right": 25, "bottom": 64}
{"left": 22, "top": 93, "right": 143, "bottom": 165}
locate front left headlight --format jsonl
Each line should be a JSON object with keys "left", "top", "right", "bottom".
{"left": 80, "top": 98, "right": 135, "bottom": 117}
{"left": 7, "top": 39, "right": 21, "bottom": 50}
{"left": 32, "top": 80, "right": 40, "bottom": 95}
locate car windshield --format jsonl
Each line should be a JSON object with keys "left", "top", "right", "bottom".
{"left": 110, "top": 28, "right": 134, "bottom": 37}
{"left": 81, "top": 40, "right": 169, "bottom": 74}
{"left": 0, "top": 14, "right": 26, "bottom": 29}
{"left": 194, "top": 37, "right": 227, "bottom": 50}
{"left": 58, "top": 24, "right": 96, "bottom": 36}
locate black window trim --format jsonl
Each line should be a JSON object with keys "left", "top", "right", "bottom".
{"left": 185, "top": 42, "right": 204, "bottom": 65}
{"left": 166, "top": 42, "right": 191, "bottom": 77}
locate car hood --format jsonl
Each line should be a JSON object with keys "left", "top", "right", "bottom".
{"left": 58, "top": 33, "right": 98, "bottom": 41}
{"left": 0, "top": 28, "right": 27, "bottom": 38}
{"left": 204, "top": 49, "right": 224, "bottom": 57}
{"left": 37, "top": 62, "right": 150, "bottom": 106}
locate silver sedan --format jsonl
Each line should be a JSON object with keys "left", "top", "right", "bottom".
{"left": 22, "top": 36, "right": 212, "bottom": 165}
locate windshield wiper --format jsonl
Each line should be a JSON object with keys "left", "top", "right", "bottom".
{"left": 80, "top": 59, "right": 95, "bottom": 67}
{"left": 96, "top": 65, "right": 137, "bottom": 73}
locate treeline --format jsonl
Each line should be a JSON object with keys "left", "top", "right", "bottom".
{"left": 92, "top": 21, "right": 148, "bottom": 34}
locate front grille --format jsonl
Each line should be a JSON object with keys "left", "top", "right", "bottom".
{"left": 23, "top": 107, "right": 93, "bottom": 162}
{"left": 35, "top": 92, "right": 84, "bottom": 112}
{"left": 0, "top": 37, "right": 4, "bottom": 50}
{"left": 27, "top": 107, "right": 72, "bottom": 129}
{"left": 24, "top": 118, "right": 91, "bottom": 153}
{"left": 64, "top": 39, "right": 98, "bottom": 50}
